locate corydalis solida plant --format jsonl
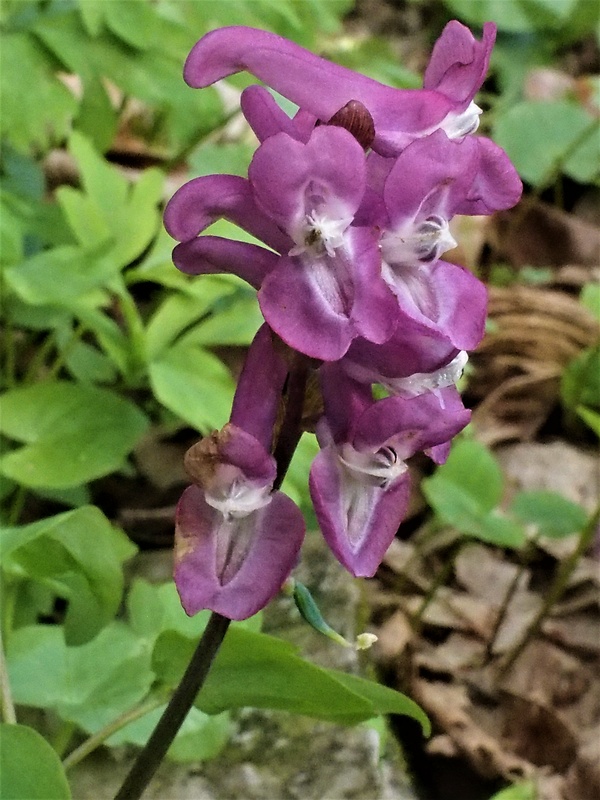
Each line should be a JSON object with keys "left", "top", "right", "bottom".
{"left": 164, "top": 21, "right": 522, "bottom": 621}
{"left": 115, "top": 22, "right": 522, "bottom": 799}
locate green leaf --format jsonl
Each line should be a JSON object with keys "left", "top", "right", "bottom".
{"left": 0, "top": 381, "right": 149, "bottom": 489}
{"left": 423, "top": 440, "right": 526, "bottom": 548}
{"left": 1, "top": 146, "right": 45, "bottom": 202}
{"left": 280, "top": 432, "right": 319, "bottom": 513}
{"left": 0, "top": 723, "right": 71, "bottom": 800}
{"left": 76, "top": 76, "right": 119, "bottom": 153}
{"left": 107, "top": 705, "right": 231, "bottom": 763}
{"left": 488, "top": 781, "right": 537, "bottom": 800}
{"left": 561, "top": 345, "right": 600, "bottom": 414}
{"left": 580, "top": 284, "right": 600, "bottom": 323}
{"left": 493, "top": 101, "right": 599, "bottom": 186}
{"left": 103, "top": 0, "right": 158, "bottom": 50}
{"left": 58, "top": 133, "right": 164, "bottom": 268}
{"left": 7, "top": 623, "right": 154, "bottom": 734}
{"left": 510, "top": 491, "right": 588, "bottom": 538}
{"left": 1, "top": 507, "right": 136, "bottom": 643}
{"left": 330, "top": 672, "right": 430, "bottom": 734}
{"left": 5, "top": 243, "right": 118, "bottom": 306}
{"left": 153, "top": 628, "right": 429, "bottom": 731}
{"left": 177, "top": 291, "right": 263, "bottom": 348}
{"left": 127, "top": 580, "right": 212, "bottom": 641}
{"left": 144, "top": 278, "right": 239, "bottom": 360}
{"left": 75, "top": 0, "right": 104, "bottom": 36}
{"left": 126, "top": 228, "right": 191, "bottom": 291}
{"left": 423, "top": 439, "right": 504, "bottom": 516}
{"left": 576, "top": 405, "right": 600, "bottom": 436}
{"left": 188, "top": 142, "right": 255, "bottom": 178}
{"left": 149, "top": 343, "right": 234, "bottom": 432}
{"left": 0, "top": 32, "right": 77, "bottom": 153}
{"left": 126, "top": 579, "right": 262, "bottom": 642}
{"left": 76, "top": 306, "right": 131, "bottom": 377}
{"left": 442, "top": 0, "right": 582, "bottom": 33}
{"left": 33, "top": 484, "right": 91, "bottom": 509}
{"left": 471, "top": 513, "right": 527, "bottom": 548}
{"left": 58, "top": 334, "right": 118, "bottom": 385}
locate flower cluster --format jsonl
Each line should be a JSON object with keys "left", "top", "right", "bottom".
{"left": 165, "top": 22, "right": 522, "bottom": 620}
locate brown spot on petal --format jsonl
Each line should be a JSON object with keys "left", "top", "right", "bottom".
{"left": 184, "top": 425, "right": 235, "bottom": 486}
{"left": 327, "top": 100, "right": 375, "bottom": 150}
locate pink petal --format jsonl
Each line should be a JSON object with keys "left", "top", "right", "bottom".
{"left": 310, "top": 448, "right": 411, "bottom": 577}
{"left": 172, "top": 236, "right": 279, "bottom": 288}
{"left": 164, "top": 173, "right": 290, "bottom": 253}
{"left": 424, "top": 21, "right": 496, "bottom": 108}
{"left": 175, "top": 485, "right": 305, "bottom": 620}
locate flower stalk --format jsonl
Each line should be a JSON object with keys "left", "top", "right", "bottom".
{"left": 114, "top": 612, "right": 230, "bottom": 800}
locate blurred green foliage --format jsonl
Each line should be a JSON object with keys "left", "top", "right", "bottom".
{"left": 1, "top": 0, "right": 598, "bottom": 793}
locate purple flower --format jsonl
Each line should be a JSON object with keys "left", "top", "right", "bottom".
{"left": 166, "top": 19, "right": 525, "bottom": 602}
{"left": 183, "top": 21, "right": 496, "bottom": 156}
{"left": 174, "top": 327, "right": 305, "bottom": 620}
{"left": 241, "top": 84, "right": 317, "bottom": 144}
{"left": 424, "top": 20, "right": 495, "bottom": 121}
{"left": 166, "top": 124, "right": 398, "bottom": 361}
{"left": 249, "top": 125, "right": 397, "bottom": 360}
{"left": 340, "top": 321, "right": 471, "bottom": 399}
{"left": 310, "top": 366, "right": 470, "bottom": 576}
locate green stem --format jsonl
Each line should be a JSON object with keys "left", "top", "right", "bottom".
{"left": 63, "top": 694, "right": 167, "bottom": 771}
{"left": 46, "top": 322, "right": 86, "bottom": 382}
{"left": 7, "top": 485, "right": 27, "bottom": 526}
{"left": 113, "top": 613, "right": 231, "bottom": 800}
{"left": 23, "top": 331, "right": 57, "bottom": 384}
{"left": 500, "top": 506, "right": 600, "bottom": 674}
{"left": 52, "top": 721, "right": 76, "bottom": 759}
{"left": 113, "top": 280, "right": 147, "bottom": 385}
{"left": 3, "top": 317, "right": 16, "bottom": 389}
{"left": 0, "top": 625, "right": 16, "bottom": 724}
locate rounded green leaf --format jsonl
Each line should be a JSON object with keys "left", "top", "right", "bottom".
{"left": 0, "top": 381, "right": 149, "bottom": 489}
{"left": 443, "top": 0, "right": 583, "bottom": 33}
{"left": 423, "top": 439, "right": 504, "bottom": 517}
{"left": 7, "top": 623, "right": 153, "bottom": 734}
{"left": 2, "top": 507, "right": 136, "bottom": 643}
{"left": 0, "top": 723, "right": 71, "bottom": 800}
{"left": 494, "top": 101, "right": 598, "bottom": 186}
{"left": 510, "top": 490, "right": 587, "bottom": 538}
{"left": 149, "top": 343, "right": 234, "bottom": 432}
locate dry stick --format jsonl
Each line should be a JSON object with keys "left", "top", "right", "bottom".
{"left": 113, "top": 360, "right": 310, "bottom": 800}
{"left": 500, "top": 505, "right": 600, "bottom": 675}
{"left": 485, "top": 535, "right": 539, "bottom": 662}
{"left": 114, "top": 612, "right": 231, "bottom": 800}
{"left": 409, "top": 538, "right": 464, "bottom": 636}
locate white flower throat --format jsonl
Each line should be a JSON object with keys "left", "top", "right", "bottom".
{"left": 290, "top": 210, "right": 353, "bottom": 258}
{"left": 381, "top": 214, "right": 457, "bottom": 266}
{"left": 205, "top": 478, "right": 272, "bottom": 520}
{"left": 339, "top": 443, "right": 408, "bottom": 489}
{"left": 440, "top": 101, "right": 483, "bottom": 139}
